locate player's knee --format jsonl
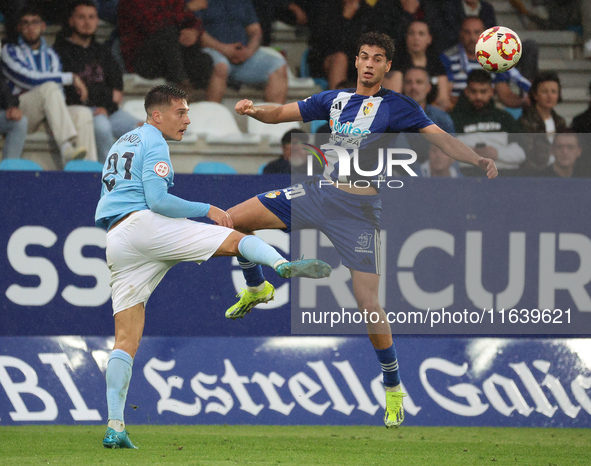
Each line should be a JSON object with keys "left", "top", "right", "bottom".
{"left": 356, "top": 296, "right": 380, "bottom": 313}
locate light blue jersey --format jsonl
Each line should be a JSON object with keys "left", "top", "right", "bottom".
{"left": 95, "top": 124, "right": 210, "bottom": 230}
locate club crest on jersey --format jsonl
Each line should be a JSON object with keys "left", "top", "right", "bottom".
{"left": 264, "top": 190, "right": 282, "bottom": 199}
{"left": 363, "top": 102, "right": 374, "bottom": 116}
{"left": 154, "top": 161, "right": 170, "bottom": 177}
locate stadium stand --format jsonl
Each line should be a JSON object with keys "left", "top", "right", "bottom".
{"left": 193, "top": 161, "right": 238, "bottom": 174}
{"left": 63, "top": 160, "right": 105, "bottom": 172}
{"left": 0, "top": 158, "right": 43, "bottom": 171}
{"left": 0, "top": 1, "right": 590, "bottom": 173}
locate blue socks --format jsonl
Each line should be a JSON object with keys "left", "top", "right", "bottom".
{"left": 238, "top": 236, "right": 284, "bottom": 269}
{"left": 375, "top": 344, "right": 401, "bottom": 387}
{"left": 237, "top": 256, "right": 265, "bottom": 288}
{"left": 106, "top": 349, "right": 133, "bottom": 422}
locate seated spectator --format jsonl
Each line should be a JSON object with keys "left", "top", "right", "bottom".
{"left": 571, "top": 78, "right": 591, "bottom": 177}
{"left": 196, "top": 0, "right": 288, "bottom": 103}
{"left": 385, "top": 21, "right": 451, "bottom": 110}
{"left": 118, "top": 0, "right": 213, "bottom": 99}
{"left": 54, "top": 0, "right": 139, "bottom": 163}
{"left": 402, "top": 67, "right": 455, "bottom": 133}
{"left": 451, "top": 0, "right": 538, "bottom": 81}
{"left": 0, "top": 72, "right": 27, "bottom": 159}
{"left": 1, "top": 7, "right": 96, "bottom": 165}
{"left": 1, "top": 0, "right": 71, "bottom": 42}
{"left": 419, "top": 144, "right": 463, "bottom": 177}
{"left": 450, "top": 69, "right": 525, "bottom": 173}
{"left": 538, "top": 131, "right": 582, "bottom": 178}
{"left": 518, "top": 71, "right": 566, "bottom": 172}
{"left": 306, "top": 0, "right": 373, "bottom": 89}
{"left": 441, "top": 16, "right": 530, "bottom": 108}
{"left": 571, "top": 79, "right": 591, "bottom": 133}
{"left": 252, "top": 0, "right": 308, "bottom": 46}
{"left": 262, "top": 129, "right": 307, "bottom": 174}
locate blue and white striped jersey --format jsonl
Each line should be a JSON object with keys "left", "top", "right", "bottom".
{"left": 1, "top": 37, "right": 74, "bottom": 94}
{"left": 440, "top": 43, "right": 531, "bottom": 97}
{"left": 298, "top": 87, "right": 434, "bottom": 184}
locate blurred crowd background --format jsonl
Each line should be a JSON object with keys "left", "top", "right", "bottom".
{"left": 0, "top": 0, "right": 590, "bottom": 179}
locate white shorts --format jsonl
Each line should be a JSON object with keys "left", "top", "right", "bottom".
{"left": 105, "top": 209, "right": 234, "bottom": 315}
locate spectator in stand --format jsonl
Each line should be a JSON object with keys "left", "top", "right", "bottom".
{"left": 450, "top": 70, "right": 525, "bottom": 174}
{"left": 1, "top": 7, "right": 96, "bottom": 165}
{"left": 518, "top": 71, "right": 566, "bottom": 172}
{"left": 252, "top": 0, "right": 308, "bottom": 46}
{"left": 538, "top": 131, "right": 582, "bottom": 178}
{"left": 441, "top": 16, "right": 530, "bottom": 108}
{"left": 385, "top": 21, "right": 451, "bottom": 110}
{"left": 0, "top": 72, "right": 27, "bottom": 159}
{"left": 571, "top": 79, "right": 591, "bottom": 133}
{"left": 453, "top": 0, "right": 538, "bottom": 81}
{"left": 571, "top": 78, "right": 591, "bottom": 177}
{"left": 306, "top": 0, "right": 373, "bottom": 89}
{"left": 262, "top": 129, "right": 307, "bottom": 174}
{"left": 419, "top": 144, "right": 464, "bottom": 177}
{"left": 118, "top": 0, "right": 213, "bottom": 100}
{"left": 402, "top": 67, "right": 455, "bottom": 133}
{"left": 54, "top": 0, "right": 139, "bottom": 163}
{"left": 195, "top": 0, "right": 288, "bottom": 103}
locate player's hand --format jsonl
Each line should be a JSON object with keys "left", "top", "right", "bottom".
{"left": 179, "top": 28, "right": 199, "bottom": 47}
{"left": 479, "top": 157, "right": 498, "bottom": 179}
{"left": 5, "top": 107, "right": 22, "bottom": 121}
{"left": 73, "top": 74, "right": 88, "bottom": 103}
{"left": 235, "top": 99, "right": 256, "bottom": 116}
{"left": 207, "top": 205, "right": 234, "bottom": 228}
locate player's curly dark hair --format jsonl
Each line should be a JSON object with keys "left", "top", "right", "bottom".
{"left": 357, "top": 32, "right": 395, "bottom": 62}
{"left": 144, "top": 85, "right": 188, "bottom": 113}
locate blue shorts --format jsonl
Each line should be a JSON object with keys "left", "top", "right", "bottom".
{"left": 258, "top": 179, "right": 382, "bottom": 274}
{"left": 203, "top": 46, "right": 286, "bottom": 84}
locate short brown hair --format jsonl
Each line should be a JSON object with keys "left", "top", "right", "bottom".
{"left": 144, "top": 85, "right": 188, "bottom": 114}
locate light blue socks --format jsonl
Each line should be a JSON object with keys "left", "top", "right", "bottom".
{"left": 106, "top": 349, "right": 133, "bottom": 422}
{"left": 238, "top": 236, "right": 285, "bottom": 269}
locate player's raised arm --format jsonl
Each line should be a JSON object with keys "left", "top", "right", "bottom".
{"left": 235, "top": 100, "right": 303, "bottom": 124}
{"left": 419, "top": 124, "right": 498, "bottom": 179}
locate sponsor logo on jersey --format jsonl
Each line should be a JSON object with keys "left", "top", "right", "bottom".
{"left": 329, "top": 119, "right": 371, "bottom": 137}
{"left": 154, "top": 161, "right": 170, "bottom": 177}
{"left": 264, "top": 191, "right": 282, "bottom": 199}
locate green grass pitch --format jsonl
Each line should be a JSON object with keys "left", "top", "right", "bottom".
{"left": 0, "top": 425, "right": 589, "bottom": 465}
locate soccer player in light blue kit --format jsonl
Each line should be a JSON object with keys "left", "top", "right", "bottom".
{"left": 95, "top": 85, "right": 331, "bottom": 449}
{"left": 228, "top": 32, "right": 498, "bottom": 428}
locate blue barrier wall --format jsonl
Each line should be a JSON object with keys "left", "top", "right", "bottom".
{"left": 2, "top": 173, "right": 591, "bottom": 336}
{"left": 1, "top": 173, "right": 591, "bottom": 427}
{"left": 0, "top": 336, "right": 590, "bottom": 427}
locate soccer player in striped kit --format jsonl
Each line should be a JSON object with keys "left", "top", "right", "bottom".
{"left": 228, "top": 32, "right": 497, "bottom": 428}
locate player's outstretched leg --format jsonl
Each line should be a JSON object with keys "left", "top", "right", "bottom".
{"left": 237, "top": 235, "right": 331, "bottom": 279}
{"left": 103, "top": 349, "right": 138, "bottom": 448}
